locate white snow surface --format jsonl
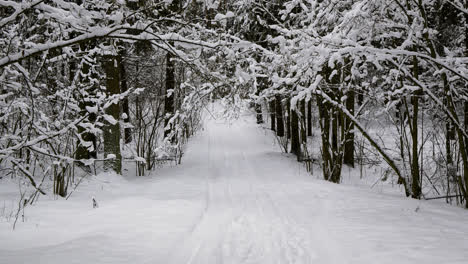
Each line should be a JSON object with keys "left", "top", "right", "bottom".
{"left": 1, "top": 105, "right": 468, "bottom": 264}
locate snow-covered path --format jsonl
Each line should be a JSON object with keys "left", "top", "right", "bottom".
{"left": 1, "top": 108, "right": 468, "bottom": 264}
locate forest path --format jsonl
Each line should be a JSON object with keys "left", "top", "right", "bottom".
{"left": 1, "top": 104, "right": 467, "bottom": 264}
{"left": 162, "top": 105, "right": 468, "bottom": 264}
{"left": 166, "top": 109, "right": 329, "bottom": 264}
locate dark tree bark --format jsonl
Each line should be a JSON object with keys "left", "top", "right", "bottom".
{"left": 269, "top": 100, "right": 276, "bottom": 131}
{"left": 441, "top": 70, "right": 468, "bottom": 207}
{"left": 206, "top": 7, "right": 217, "bottom": 29}
{"left": 398, "top": 106, "right": 406, "bottom": 185}
{"left": 446, "top": 119, "right": 453, "bottom": 199}
{"left": 357, "top": 88, "right": 364, "bottom": 106}
{"left": 465, "top": 0, "right": 468, "bottom": 153}
{"left": 255, "top": 103, "right": 264, "bottom": 124}
{"left": 331, "top": 102, "right": 338, "bottom": 156}
{"left": 465, "top": 102, "right": 468, "bottom": 150}
{"left": 461, "top": 0, "right": 468, "bottom": 207}
{"left": 343, "top": 88, "right": 355, "bottom": 167}
{"left": 103, "top": 55, "right": 122, "bottom": 174}
{"left": 275, "top": 95, "right": 284, "bottom": 137}
{"left": 256, "top": 76, "right": 268, "bottom": 125}
{"left": 118, "top": 50, "right": 132, "bottom": 144}
{"left": 164, "top": 50, "right": 175, "bottom": 140}
{"left": 318, "top": 65, "right": 344, "bottom": 183}
{"left": 300, "top": 99, "right": 307, "bottom": 143}
{"left": 286, "top": 100, "right": 291, "bottom": 139}
{"left": 75, "top": 45, "right": 97, "bottom": 161}
{"left": 331, "top": 95, "right": 343, "bottom": 183}
{"left": 317, "top": 95, "right": 332, "bottom": 181}
{"left": 290, "top": 104, "right": 301, "bottom": 160}
{"left": 410, "top": 57, "right": 421, "bottom": 199}
{"left": 307, "top": 99, "right": 312, "bottom": 136}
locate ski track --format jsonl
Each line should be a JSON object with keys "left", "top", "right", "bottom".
{"left": 166, "top": 115, "right": 320, "bottom": 264}
{"left": 1, "top": 106, "right": 468, "bottom": 264}
{"left": 165, "top": 112, "right": 468, "bottom": 264}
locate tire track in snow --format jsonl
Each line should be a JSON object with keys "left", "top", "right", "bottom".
{"left": 168, "top": 112, "right": 344, "bottom": 264}
{"left": 252, "top": 125, "right": 353, "bottom": 264}
{"left": 218, "top": 122, "right": 315, "bottom": 264}
{"left": 249, "top": 125, "right": 351, "bottom": 264}
{"left": 242, "top": 150, "right": 312, "bottom": 264}
{"left": 167, "top": 120, "right": 237, "bottom": 264}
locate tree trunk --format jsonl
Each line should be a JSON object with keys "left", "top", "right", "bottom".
{"left": 307, "top": 99, "right": 312, "bottom": 136}
{"left": 410, "top": 57, "right": 421, "bottom": 199}
{"left": 465, "top": 102, "right": 468, "bottom": 150}
{"left": 75, "top": 56, "right": 97, "bottom": 160}
{"left": 443, "top": 74, "right": 468, "bottom": 208}
{"left": 256, "top": 76, "right": 268, "bottom": 125}
{"left": 446, "top": 119, "right": 453, "bottom": 200}
{"left": 357, "top": 89, "right": 364, "bottom": 106}
{"left": 300, "top": 99, "right": 307, "bottom": 143}
{"left": 317, "top": 95, "right": 332, "bottom": 181}
{"left": 275, "top": 95, "right": 284, "bottom": 137}
{"left": 164, "top": 50, "right": 175, "bottom": 140}
{"left": 290, "top": 104, "right": 301, "bottom": 160}
{"left": 330, "top": 104, "right": 341, "bottom": 183}
{"left": 344, "top": 88, "right": 355, "bottom": 167}
{"left": 119, "top": 51, "right": 132, "bottom": 144}
{"left": 269, "top": 100, "right": 276, "bottom": 131}
{"left": 255, "top": 103, "right": 263, "bottom": 124}
{"left": 286, "top": 100, "right": 291, "bottom": 139}
{"left": 465, "top": 0, "right": 468, "bottom": 155}
{"left": 398, "top": 110, "right": 406, "bottom": 185}
{"left": 103, "top": 55, "right": 122, "bottom": 174}
{"left": 462, "top": 0, "right": 468, "bottom": 207}
{"left": 331, "top": 104, "right": 338, "bottom": 157}
{"left": 317, "top": 64, "right": 345, "bottom": 183}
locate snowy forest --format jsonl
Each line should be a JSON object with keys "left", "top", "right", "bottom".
{"left": 1, "top": 1, "right": 468, "bottom": 263}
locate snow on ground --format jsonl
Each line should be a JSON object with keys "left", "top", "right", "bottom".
{"left": 1, "top": 104, "right": 468, "bottom": 264}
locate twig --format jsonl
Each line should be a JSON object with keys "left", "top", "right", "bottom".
{"left": 425, "top": 195, "right": 461, "bottom": 201}
{"left": 13, "top": 181, "right": 26, "bottom": 230}
{"left": 11, "top": 160, "right": 46, "bottom": 195}
{"left": 66, "top": 167, "right": 92, "bottom": 200}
